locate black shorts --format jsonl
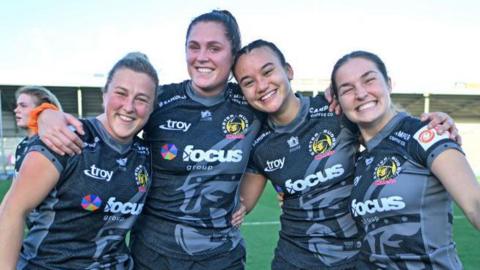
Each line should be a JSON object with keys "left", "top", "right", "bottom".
{"left": 130, "top": 235, "right": 245, "bottom": 270}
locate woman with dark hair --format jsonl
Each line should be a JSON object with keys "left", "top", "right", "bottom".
{"left": 331, "top": 50, "right": 480, "bottom": 269}
{"left": 0, "top": 52, "right": 157, "bottom": 269}
{"left": 232, "top": 40, "right": 462, "bottom": 270}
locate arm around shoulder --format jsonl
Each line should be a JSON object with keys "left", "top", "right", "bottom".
{"left": 431, "top": 149, "right": 480, "bottom": 230}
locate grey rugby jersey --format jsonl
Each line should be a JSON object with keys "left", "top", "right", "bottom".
{"left": 350, "top": 112, "right": 463, "bottom": 269}
{"left": 134, "top": 81, "right": 264, "bottom": 259}
{"left": 18, "top": 118, "right": 151, "bottom": 270}
{"left": 14, "top": 136, "right": 32, "bottom": 175}
{"left": 14, "top": 136, "right": 40, "bottom": 230}
{"left": 248, "top": 94, "right": 361, "bottom": 269}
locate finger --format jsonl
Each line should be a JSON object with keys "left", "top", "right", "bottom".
{"left": 41, "top": 137, "right": 65, "bottom": 156}
{"left": 65, "top": 113, "right": 85, "bottom": 135}
{"left": 52, "top": 131, "right": 80, "bottom": 156}
{"left": 420, "top": 112, "right": 428, "bottom": 121}
{"left": 455, "top": 134, "right": 463, "bottom": 146}
{"left": 435, "top": 117, "right": 454, "bottom": 135}
{"left": 61, "top": 127, "right": 84, "bottom": 152}
{"left": 335, "top": 103, "right": 342, "bottom": 115}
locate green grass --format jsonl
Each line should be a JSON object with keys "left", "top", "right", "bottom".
{"left": 242, "top": 183, "right": 480, "bottom": 270}
{"left": 1, "top": 179, "right": 479, "bottom": 269}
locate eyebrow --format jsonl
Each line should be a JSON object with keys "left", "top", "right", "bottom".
{"left": 238, "top": 62, "right": 273, "bottom": 84}
{"left": 338, "top": 70, "right": 378, "bottom": 89}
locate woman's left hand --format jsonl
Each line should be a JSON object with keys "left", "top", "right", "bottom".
{"left": 421, "top": 112, "right": 462, "bottom": 145}
{"left": 231, "top": 198, "right": 246, "bottom": 228}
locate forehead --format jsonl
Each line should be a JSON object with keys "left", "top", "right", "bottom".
{"left": 109, "top": 68, "right": 155, "bottom": 93}
{"left": 237, "top": 47, "right": 281, "bottom": 69}
{"left": 17, "top": 93, "right": 36, "bottom": 103}
{"left": 335, "top": 57, "right": 379, "bottom": 82}
{"left": 187, "top": 21, "right": 229, "bottom": 44}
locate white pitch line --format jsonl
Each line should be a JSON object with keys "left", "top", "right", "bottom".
{"left": 244, "top": 216, "right": 466, "bottom": 226}
{"left": 243, "top": 221, "right": 280, "bottom": 226}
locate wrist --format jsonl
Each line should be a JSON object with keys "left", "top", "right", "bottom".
{"left": 27, "top": 103, "right": 59, "bottom": 134}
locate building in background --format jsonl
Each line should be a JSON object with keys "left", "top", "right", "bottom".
{"left": 0, "top": 79, "right": 479, "bottom": 178}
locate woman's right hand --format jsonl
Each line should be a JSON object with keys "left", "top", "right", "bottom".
{"left": 38, "top": 109, "right": 84, "bottom": 155}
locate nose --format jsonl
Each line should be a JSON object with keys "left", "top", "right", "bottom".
{"left": 257, "top": 77, "right": 269, "bottom": 94}
{"left": 196, "top": 47, "right": 209, "bottom": 62}
{"left": 123, "top": 96, "right": 135, "bottom": 113}
{"left": 14, "top": 105, "right": 19, "bottom": 114}
{"left": 355, "top": 85, "right": 368, "bottom": 100}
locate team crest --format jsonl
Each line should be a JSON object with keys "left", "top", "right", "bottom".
{"left": 135, "top": 165, "right": 149, "bottom": 192}
{"left": 309, "top": 130, "right": 336, "bottom": 160}
{"left": 373, "top": 156, "right": 401, "bottom": 186}
{"left": 222, "top": 114, "right": 248, "bottom": 139}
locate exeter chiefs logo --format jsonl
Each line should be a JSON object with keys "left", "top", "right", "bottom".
{"left": 373, "top": 157, "right": 401, "bottom": 186}
{"left": 222, "top": 114, "right": 248, "bottom": 139}
{"left": 309, "top": 130, "right": 336, "bottom": 160}
{"left": 135, "top": 165, "right": 149, "bottom": 192}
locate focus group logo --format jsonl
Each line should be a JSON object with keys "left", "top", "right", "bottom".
{"left": 81, "top": 194, "right": 144, "bottom": 216}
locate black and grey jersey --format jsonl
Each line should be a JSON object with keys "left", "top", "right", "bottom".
{"left": 18, "top": 118, "right": 151, "bottom": 270}
{"left": 14, "top": 136, "right": 33, "bottom": 176}
{"left": 248, "top": 94, "right": 361, "bottom": 269}
{"left": 14, "top": 136, "right": 40, "bottom": 230}
{"left": 134, "top": 81, "right": 264, "bottom": 259}
{"left": 350, "top": 112, "right": 463, "bottom": 269}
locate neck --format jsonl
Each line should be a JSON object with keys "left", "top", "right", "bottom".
{"left": 26, "top": 128, "right": 35, "bottom": 138}
{"left": 269, "top": 92, "right": 301, "bottom": 126}
{"left": 191, "top": 82, "right": 226, "bottom": 97}
{"left": 358, "top": 108, "right": 397, "bottom": 143}
{"left": 96, "top": 114, "right": 132, "bottom": 144}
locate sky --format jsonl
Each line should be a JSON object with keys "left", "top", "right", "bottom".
{"left": 0, "top": 0, "right": 479, "bottom": 93}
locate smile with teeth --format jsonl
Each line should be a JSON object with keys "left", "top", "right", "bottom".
{"left": 197, "top": 67, "right": 213, "bottom": 73}
{"left": 357, "top": 101, "right": 377, "bottom": 111}
{"left": 260, "top": 89, "right": 277, "bottom": 101}
{"left": 118, "top": 114, "right": 135, "bottom": 122}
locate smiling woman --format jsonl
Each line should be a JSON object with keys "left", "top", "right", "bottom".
{"left": 331, "top": 50, "right": 480, "bottom": 269}
{"left": 0, "top": 52, "right": 157, "bottom": 269}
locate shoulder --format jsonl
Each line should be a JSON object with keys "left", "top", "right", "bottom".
{"left": 132, "top": 138, "right": 151, "bottom": 156}
{"left": 225, "top": 82, "right": 250, "bottom": 106}
{"left": 157, "top": 81, "right": 189, "bottom": 106}
{"left": 252, "top": 125, "right": 272, "bottom": 148}
{"left": 309, "top": 94, "right": 330, "bottom": 109}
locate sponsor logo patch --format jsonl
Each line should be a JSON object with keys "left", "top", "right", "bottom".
{"left": 183, "top": 145, "right": 243, "bottom": 163}
{"left": 414, "top": 125, "right": 450, "bottom": 151}
{"left": 373, "top": 156, "right": 401, "bottom": 186}
{"left": 264, "top": 157, "right": 285, "bottom": 172}
{"left": 135, "top": 165, "right": 149, "bottom": 192}
{"left": 222, "top": 114, "right": 248, "bottom": 139}
{"left": 351, "top": 196, "right": 406, "bottom": 217}
{"left": 161, "top": 144, "right": 178, "bottom": 160}
{"left": 81, "top": 194, "right": 102, "bottom": 211}
{"left": 285, "top": 164, "right": 344, "bottom": 194}
{"left": 84, "top": 165, "right": 113, "bottom": 182}
{"left": 159, "top": 120, "right": 191, "bottom": 132}
{"left": 309, "top": 130, "right": 336, "bottom": 160}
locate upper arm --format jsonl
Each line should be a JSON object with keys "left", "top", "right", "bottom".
{"left": 240, "top": 172, "right": 268, "bottom": 213}
{"left": 2, "top": 152, "right": 60, "bottom": 215}
{"left": 431, "top": 149, "right": 480, "bottom": 229}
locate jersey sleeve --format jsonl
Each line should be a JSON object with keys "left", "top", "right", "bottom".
{"left": 26, "top": 136, "right": 70, "bottom": 175}
{"left": 407, "top": 121, "right": 463, "bottom": 169}
{"left": 245, "top": 147, "right": 264, "bottom": 175}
